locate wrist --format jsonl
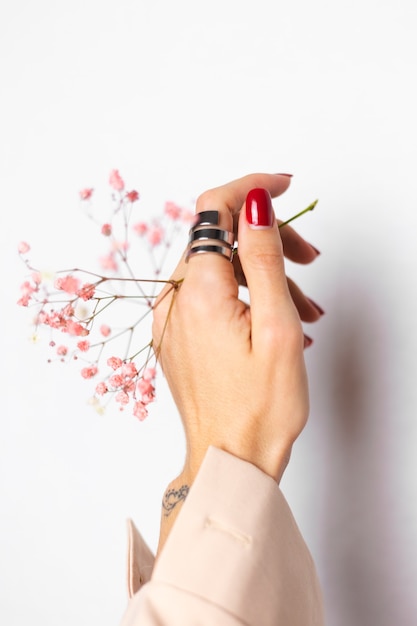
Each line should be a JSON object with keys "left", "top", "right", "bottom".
{"left": 156, "top": 471, "right": 193, "bottom": 558}
{"left": 186, "top": 439, "right": 293, "bottom": 484}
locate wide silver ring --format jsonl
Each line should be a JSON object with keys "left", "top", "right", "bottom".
{"left": 188, "top": 226, "right": 235, "bottom": 247}
{"left": 186, "top": 243, "right": 235, "bottom": 263}
{"left": 192, "top": 210, "right": 220, "bottom": 227}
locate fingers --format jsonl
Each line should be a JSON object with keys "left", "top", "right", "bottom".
{"left": 233, "top": 253, "right": 322, "bottom": 321}
{"left": 196, "top": 173, "right": 292, "bottom": 219}
{"left": 286, "top": 277, "right": 324, "bottom": 322}
{"left": 238, "top": 188, "right": 300, "bottom": 345}
{"left": 153, "top": 174, "right": 295, "bottom": 345}
{"left": 278, "top": 220, "right": 320, "bottom": 264}
{"left": 184, "top": 173, "right": 292, "bottom": 298}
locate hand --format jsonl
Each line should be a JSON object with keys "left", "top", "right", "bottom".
{"left": 153, "top": 173, "right": 321, "bottom": 488}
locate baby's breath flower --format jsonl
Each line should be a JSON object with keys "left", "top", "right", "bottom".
{"left": 18, "top": 168, "right": 316, "bottom": 421}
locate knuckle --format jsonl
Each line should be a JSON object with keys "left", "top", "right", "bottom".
{"left": 260, "top": 317, "right": 303, "bottom": 350}
{"left": 246, "top": 250, "right": 283, "bottom": 271}
{"left": 195, "top": 189, "right": 219, "bottom": 212}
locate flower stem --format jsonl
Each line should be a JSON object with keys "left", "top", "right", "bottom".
{"left": 279, "top": 199, "right": 318, "bottom": 229}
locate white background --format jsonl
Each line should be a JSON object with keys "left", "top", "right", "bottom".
{"left": 1, "top": 1, "right": 416, "bottom": 624}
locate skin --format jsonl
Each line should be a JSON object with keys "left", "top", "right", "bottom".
{"left": 152, "top": 173, "right": 322, "bottom": 556}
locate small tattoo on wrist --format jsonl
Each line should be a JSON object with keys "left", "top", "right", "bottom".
{"left": 162, "top": 484, "right": 190, "bottom": 516}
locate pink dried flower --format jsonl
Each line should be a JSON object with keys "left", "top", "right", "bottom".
{"left": 66, "top": 320, "right": 89, "bottom": 337}
{"left": 181, "top": 209, "right": 195, "bottom": 223}
{"left": 121, "top": 362, "right": 137, "bottom": 378}
{"left": 99, "top": 253, "right": 118, "bottom": 272}
{"left": 143, "top": 367, "right": 156, "bottom": 381}
{"left": 133, "top": 401, "right": 148, "bottom": 421}
{"left": 112, "top": 240, "right": 129, "bottom": 253}
{"left": 109, "top": 374, "right": 124, "bottom": 388}
{"left": 126, "top": 190, "right": 139, "bottom": 202}
{"left": 100, "top": 324, "right": 111, "bottom": 337}
{"left": 77, "top": 283, "right": 95, "bottom": 301}
{"left": 164, "top": 201, "right": 182, "bottom": 220}
{"left": 141, "top": 390, "right": 155, "bottom": 405}
{"left": 37, "top": 310, "right": 48, "bottom": 324}
{"left": 62, "top": 303, "right": 75, "bottom": 317}
{"left": 79, "top": 188, "right": 94, "bottom": 200}
{"left": 137, "top": 378, "right": 155, "bottom": 405}
{"left": 46, "top": 311, "right": 63, "bottom": 329}
{"left": 17, "top": 279, "right": 38, "bottom": 306}
{"left": 115, "top": 390, "right": 129, "bottom": 405}
{"left": 18, "top": 241, "right": 31, "bottom": 254}
{"left": 124, "top": 380, "right": 136, "bottom": 393}
{"left": 109, "top": 169, "right": 125, "bottom": 191}
{"left": 81, "top": 365, "right": 98, "bottom": 379}
{"left": 55, "top": 274, "right": 81, "bottom": 295}
{"left": 133, "top": 222, "right": 148, "bottom": 236}
{"left": 137, "top": 378, "right": 153, "bottom": 395}
{"left": 17, "top": 171, "right": 195, "bottom": 421}
{"left": 95, "top": 382, "right": 108, "bottom": 396}
{"left": 147, "top": 226, "right": 164, "bottom": 246}
{"left": 107, "top": 356, "right": 123, "bottom": 370}
{"left": 101, "top": 223, "right": 112, "bottom": 236}
{"left": 17, "top": 296, "right": 29, "bottom": 307}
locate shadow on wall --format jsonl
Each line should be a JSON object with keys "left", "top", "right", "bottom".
{"left": 319, "top": 278, "right": 415, "bottom": 626}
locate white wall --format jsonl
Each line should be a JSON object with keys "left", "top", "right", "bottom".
{"left": 1, "top": 1, "right": 416, "bottom": 624}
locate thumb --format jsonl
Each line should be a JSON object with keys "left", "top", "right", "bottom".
{"left": 238, "top": 188, "right": 297, "bottom": 342}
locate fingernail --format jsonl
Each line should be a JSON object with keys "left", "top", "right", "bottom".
{"left": 309, "top": 244, "right": 321, "bottom": 256}
{"left": 246, "top": 188, "right": 274, "bottom": 229}
{"left": 307, "top": 298, "right": 325, "bottom": 316}
{"left": 304, "top": 335, "right": 314, "bottom": 348}
{"left": 274, "top": 173, "right": 293, "bottom": 178}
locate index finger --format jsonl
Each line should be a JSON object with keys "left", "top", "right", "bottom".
{"left": 153, "top": 173, "right": 292, "bottom": 338}
{"left": 184, "top": 173, "right": 292, "bottom": 293}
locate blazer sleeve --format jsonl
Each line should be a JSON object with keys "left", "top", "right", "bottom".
{"left": 119, "top": 446, "right": 324, "bottom": 626}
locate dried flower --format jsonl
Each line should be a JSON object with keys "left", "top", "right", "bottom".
{"left": 17, "top": 170, "right": 191, "bottom": 420}
{"left": 109, "top": 169, "right": 125, "bottom": 191}
{"left": 79, "top": 188, "right": 94, "bottom": 200}
{"left": 17, "top": 170, "right": 317, "bottom": 421}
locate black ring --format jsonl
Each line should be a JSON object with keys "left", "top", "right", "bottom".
{"left": 185, "top": 243, "right": 234, "bottom": 263}
{"left": 192, "top": 210, "right": 220, "bottom": 227}
{"left": 188, "top": 227, "right": 234, "bottom": 247}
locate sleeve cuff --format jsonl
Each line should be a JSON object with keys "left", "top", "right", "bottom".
{"left": 151, "top": 446, "right": 324, "bottom": 626}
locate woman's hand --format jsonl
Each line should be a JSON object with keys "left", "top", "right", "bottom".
{"left": 153, "top": 173, "right": 321, "bottom": 490}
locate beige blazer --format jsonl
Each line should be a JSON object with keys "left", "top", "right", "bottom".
{"left": 120, "top": 447, "right": 324, "bottom": 625}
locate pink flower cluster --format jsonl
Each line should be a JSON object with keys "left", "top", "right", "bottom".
{"left": 55, "top": 275, "right": 96, "bottom": 301}
{"left": 38, "top": 304, "right": 89, "bottom": 337}
{"left": 96, "top": 359, "right": 156, "bottom": 420}
{"left": 17, "top": 262, "right": 41, "bottom": 307}
{"left": 17, "top": 169, "right": 192, "bottom": 421}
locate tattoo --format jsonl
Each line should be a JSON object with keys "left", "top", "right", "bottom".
{"left": 162, "top": 484, "right": 190, "bottom": 517}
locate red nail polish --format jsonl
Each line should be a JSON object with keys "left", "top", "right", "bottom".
{"left": 246, "top": 188, "right": 274, "bottom": 229}
{"left": 309, "top": 244, "right": 321, "bottom": 256}
{"left": 304, "top": 335, "right": 314, "bottom": 348}
{"left": 274, "top": 173, "right": 293, "bottom": 178}
{"left": 307, "top": 298, "right": 325, "bottom": 316}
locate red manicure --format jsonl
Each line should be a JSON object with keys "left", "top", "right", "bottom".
{"left": 274, "top": 173, "right": 293, "bottom": 178}
{"left": 304, "top": 335, "right": 314, "bottom": 348}
{"left": 307, "top": 298, "right": 325, "bottom": 316}
{"left": 246, "top": 188, "right": 274, "bottom": 229}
